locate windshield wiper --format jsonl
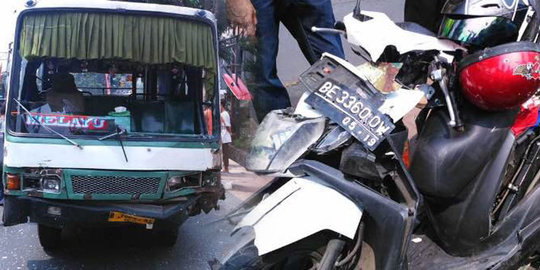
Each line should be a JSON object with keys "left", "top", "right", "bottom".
{"left": 99, "top": 125, "right": 129, "bottom": 162}
{"left": 98, "top": 128, "right": 126, "bottom": 141}
{"left": 13, "top": 98, "right": 83, "bottom": 149}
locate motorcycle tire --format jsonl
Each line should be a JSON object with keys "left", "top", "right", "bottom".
{"left": 220, "top": 234, "right": 334, "bottom": 270}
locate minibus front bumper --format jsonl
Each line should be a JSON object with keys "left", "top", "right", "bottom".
{"left": 2, "top": 195, "right": 200, "bottom": 229}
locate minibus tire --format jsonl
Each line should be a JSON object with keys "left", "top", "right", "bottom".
{"left": 38, "top": 224, "right": 62, "bottom": 250}
{"left": 156, "top": 228, "right": 179, "bottom": 247}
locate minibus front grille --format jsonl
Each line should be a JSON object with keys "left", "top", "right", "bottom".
{"left": 71, "top": 175, "right": 161, "bottom": 195}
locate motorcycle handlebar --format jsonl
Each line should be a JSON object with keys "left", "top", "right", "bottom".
{"left": 310, "top": 26, "right": 346, "bottom": 36}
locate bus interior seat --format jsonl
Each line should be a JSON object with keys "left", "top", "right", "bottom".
{"left": 130, "top": 101, "right": 165, "bottom": 133}
{"left": 84, "top": 96, "right": 129, "bottom": 116}
{"left": 165, "top": 101, "right": 195, "bottom": 134}
{"left": 130, "top": 101, "right": 196, "bottom": 134}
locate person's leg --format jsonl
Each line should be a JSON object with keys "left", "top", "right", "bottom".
{"left": 279, "top": 0, "right": 345, "bottom": 65}
{"left": 251, "top": 0, "right": 292, "bottom": 122}
{"left": 222, "top": 143, "right": 230, "bottom": 173}
{"left": 0, "top": 174, "right": 3, "bottom": 204}
{"left": 404, "top": 0, "right": 447, "bottom": 33}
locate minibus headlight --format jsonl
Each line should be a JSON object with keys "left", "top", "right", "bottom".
{"left": 166, "top": 173, "right": 202, "bottom": 192}
{"left": 42, "top": 177, "right": 61, "bottom": 193}
{"left": 39, "top": 169, "right": 63, "bottom": 194}
{"left": 166, "top": 176, "right": 184, "bottom": 192}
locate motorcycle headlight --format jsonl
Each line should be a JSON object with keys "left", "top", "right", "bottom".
{"left": 313, "top": 126, "right": 352, "bottom": 154}
{"left": 246, "top": 110, "right": 326, "bottom": 173}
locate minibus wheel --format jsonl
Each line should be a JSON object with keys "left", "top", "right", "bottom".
{"left": 156, "top": 227, "right": 179, "bottom": 247}
{"left": 38, "top": 224, "right": 62, "bottom": 250}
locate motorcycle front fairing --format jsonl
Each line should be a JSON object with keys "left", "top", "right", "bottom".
{"left": 286, "top": 159, "right": 416, "bottom": 270}
{"left": 233, "top": 176, "right": 363, "bottom": 256}
{"left": 231, "top": 151, "right": 418, "bottom": 270}
{"left": 344, "top": 11, "right": 465, "bottom": 62}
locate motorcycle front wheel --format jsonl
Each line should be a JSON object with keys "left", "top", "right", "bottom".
{"left": 220, "top": 234, "right": 335, "bottom": 270}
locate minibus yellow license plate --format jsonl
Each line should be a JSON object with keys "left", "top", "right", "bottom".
{"left": 108, "top": 211, "right": 155, "bottom": 226}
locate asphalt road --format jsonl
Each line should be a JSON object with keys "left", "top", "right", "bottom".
{"left": 0, "top": 192, "right": 243, "bottom": 270}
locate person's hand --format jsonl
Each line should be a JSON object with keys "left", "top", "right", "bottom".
{"left": 226, "top": 0, "right": 257, "bottom": 36}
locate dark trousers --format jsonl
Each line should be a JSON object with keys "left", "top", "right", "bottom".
{"left": 251, "top": 0, "right": 344, "bottom": 121}
{"left": 222, "top": 143, "right": 230, "bottom": 170}
{"left": 404, "top": 0, "right": 447, "bottom": 33}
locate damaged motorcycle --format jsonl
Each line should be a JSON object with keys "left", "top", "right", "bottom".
{"left": 219, "top": 0, "right": 540, "bottom": 269}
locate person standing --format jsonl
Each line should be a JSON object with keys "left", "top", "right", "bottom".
{"left": 204, "top": 104, "right": 213, "bottom": 135}
{"left": 221, "top": 100, "right": 232, "bottom": 173}
{"left": 0, "top": 101, "right": 5, "bottom": 205}
{"left": 226, "top": 0, "right": 345, "bottom": 121}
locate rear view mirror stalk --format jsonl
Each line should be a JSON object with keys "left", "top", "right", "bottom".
{"left": 353, "top": 0, "right": 371, "bottom": 22}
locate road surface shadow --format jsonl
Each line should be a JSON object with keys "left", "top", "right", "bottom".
{"left": 26, "top": 226, "right": 182, "bottom": 269}
{"left": 19, "top": 195, "right": 243, "bottom": 270}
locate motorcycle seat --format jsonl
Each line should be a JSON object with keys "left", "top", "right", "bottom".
{"left": 396, "top": 22, "right": 435, "bottom": 37}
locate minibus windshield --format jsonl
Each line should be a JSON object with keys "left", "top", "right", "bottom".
{"left": 8, "top": 58, "right": 210, "bottom": 139}
{"left": 7, "top": 11, "right": 218, "bottom": 140}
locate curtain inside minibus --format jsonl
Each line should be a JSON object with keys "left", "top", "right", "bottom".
{"left": 18, "top": 12, "right": 216, "bottom": 91}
